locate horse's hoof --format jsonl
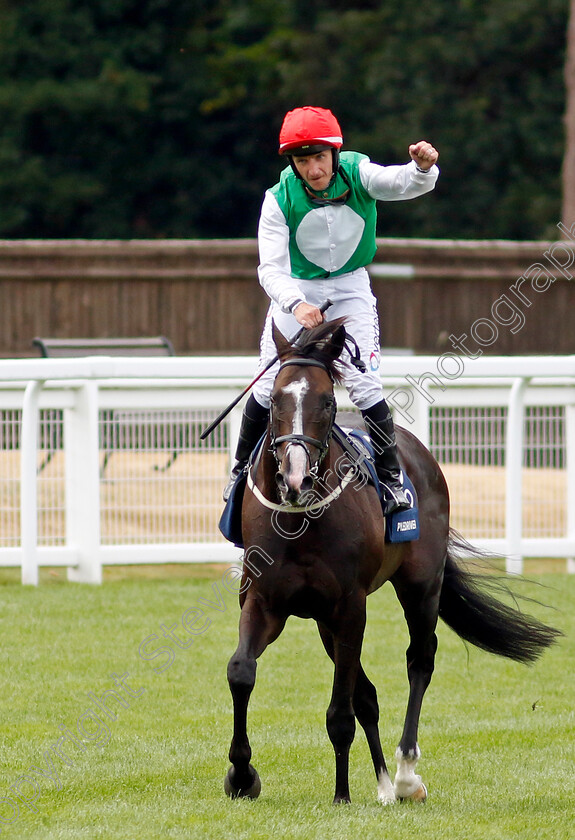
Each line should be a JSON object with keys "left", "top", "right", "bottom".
{"left": 398, "top": 782, "right": 427, "bottom": 803}
{"left": 224, "top": 765, "right": 261, "bottom": 799}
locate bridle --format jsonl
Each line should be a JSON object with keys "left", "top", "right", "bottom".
{"left": 270, "top": 357, "right": 336, "bottom": 477}
{"left": 247, "top": 332, "right": 369, "bottom": 511}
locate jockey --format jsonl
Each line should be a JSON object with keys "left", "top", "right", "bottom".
{"left": 224, "top": 106, "right": 439, "bottom": 515}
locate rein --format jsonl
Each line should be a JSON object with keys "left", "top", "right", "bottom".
{"left": 246, "top": 467, "right": 355, "bottom": 513}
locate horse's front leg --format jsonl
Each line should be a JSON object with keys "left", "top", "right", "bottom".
{"left": 326, "top": 595, "right": 367, "bottom": 805}
{"left": 318, "top": 623, "right": 395, "bottom": 805}
{"left": 225, "top": 595, "right": 285, "bottom": 799}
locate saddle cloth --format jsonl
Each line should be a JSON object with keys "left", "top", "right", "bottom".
{"left": 218, "top": 427, "right": 420, "bottom": 548}
{"left": 344, "top": 428, "right": 420, "bottom": 544}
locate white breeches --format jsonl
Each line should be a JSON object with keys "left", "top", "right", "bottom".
{"left": 253, "top": 268, "right": 384, "bottom": 411}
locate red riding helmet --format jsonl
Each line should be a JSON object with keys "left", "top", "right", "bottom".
{"left": 278, "top": 107, "right": 343, "bottom": 156}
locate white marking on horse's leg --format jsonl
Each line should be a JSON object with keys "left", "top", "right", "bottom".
{"left": 377, "top": 769, "right": 396, "bottom": 805}
{"left": 393, "top": 745, "right": 426, "bottom": 800}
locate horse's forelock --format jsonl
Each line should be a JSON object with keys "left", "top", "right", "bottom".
{"left": 284, "top": 318, "right": 346, "bottom": 382}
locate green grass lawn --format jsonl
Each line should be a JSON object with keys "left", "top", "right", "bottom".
{"left": 0, "top": 565, "right": 573, "bottom": 840}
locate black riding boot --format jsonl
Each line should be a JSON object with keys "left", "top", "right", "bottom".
{"left": 222, "top": 395, "right": 269, "bottom": 502}
{"left": 361, "top": 400, "right": 411, "bottom": 516}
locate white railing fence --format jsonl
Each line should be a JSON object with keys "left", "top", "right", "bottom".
{"left": 1, "top": 355, "right": 574, "bottom": 584}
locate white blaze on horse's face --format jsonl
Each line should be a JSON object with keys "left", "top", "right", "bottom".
{"left": 280, "top": 377, "right": 310, "bottom": 499}
{"left": 283, "top": 378, "right": 308, "bottom": 433}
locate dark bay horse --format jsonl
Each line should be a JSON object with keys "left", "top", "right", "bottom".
{"left": 224, "top": 319, "right": 560, "bottom": 805}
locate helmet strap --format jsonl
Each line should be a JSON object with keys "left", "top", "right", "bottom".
{"left": 287, "top": 156, "right": 302, "bottom": 179}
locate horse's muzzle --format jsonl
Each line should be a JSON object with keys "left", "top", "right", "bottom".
{"left": 275, "top": 443, "right": 315, "bottom": 506}
{"left": 275, "top": 470, "right": 314, "bottom": 506}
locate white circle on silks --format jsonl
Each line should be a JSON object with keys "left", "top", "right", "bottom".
{"left": 295, "top": 205, "right": 365, "bottom": 272}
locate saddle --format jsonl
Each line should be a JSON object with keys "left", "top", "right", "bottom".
{"left": 219, "top": 426, "right": 420, "bottom": 548}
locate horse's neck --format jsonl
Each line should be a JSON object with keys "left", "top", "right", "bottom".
{"left": 318, "top": 443, "right": 343, "bottom": 490}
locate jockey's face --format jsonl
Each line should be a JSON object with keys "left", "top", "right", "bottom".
{"left": 292, "top": 149, "right": 334, "bottom": 192}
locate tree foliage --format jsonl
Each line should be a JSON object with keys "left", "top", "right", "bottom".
{"left": 562, "top": 0, "right": 575, "bottom": 230}
{"left": 0, "top": 0, "right": 568, "bottom": 239}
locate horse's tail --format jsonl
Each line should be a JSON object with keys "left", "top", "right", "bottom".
{"left": 439, "top": 529, "right": 562, "bottom": 664}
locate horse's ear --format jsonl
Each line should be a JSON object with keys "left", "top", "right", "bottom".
{"left": 272, "top": 320, "right": 292, "bottom": 360}
{"left": 325, "top": 324, "right": 347, "bottom": 361}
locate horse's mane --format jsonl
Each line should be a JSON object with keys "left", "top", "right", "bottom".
{"left": 283, "top": 317, "right": 346, "bottom": 383}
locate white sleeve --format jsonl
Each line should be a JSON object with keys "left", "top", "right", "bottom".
{"left": 359, "top": 158, "right": 439, "bottom": 201}
{"left": 257, "top": 191, "right": 304, "bottom": 313}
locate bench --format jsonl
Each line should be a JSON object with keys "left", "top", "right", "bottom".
{"left": 32, "top": 336, "right": 175, "bottom": 358}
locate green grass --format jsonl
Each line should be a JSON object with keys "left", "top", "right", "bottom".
{"left": 0, "top": 566, "right": 573, "bottom": 840}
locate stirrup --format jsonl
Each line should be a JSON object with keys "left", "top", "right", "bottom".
{"left": 379, "top": 479, "right": 411, "bottom": 517}
{"left": 223, "top": 461, "right": 247, "bottom": 502}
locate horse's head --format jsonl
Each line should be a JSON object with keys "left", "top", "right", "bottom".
{"left": 270, "top": 318, "right": 346, "bottom": 506}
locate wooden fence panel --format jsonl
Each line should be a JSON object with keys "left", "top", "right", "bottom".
{"left": 0, "top": 238, "right": 573, "bottom": 357}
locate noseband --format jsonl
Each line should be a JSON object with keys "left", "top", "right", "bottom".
{"left": 270, "top": 357, "right": 336, "bottom": 473}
